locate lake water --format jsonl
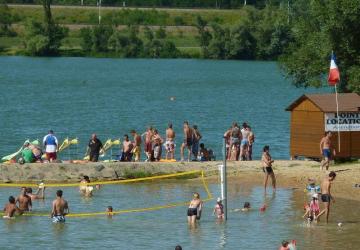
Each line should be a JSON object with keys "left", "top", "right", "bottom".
{"left": 0, "top": 56, "right": 329, "bottom": 160}
{"left": 0, "top": 180, "right": 359, "bottom": 249}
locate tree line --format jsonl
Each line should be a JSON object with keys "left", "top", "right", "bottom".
{"left": 1, "top": 0, "right": 360, "bottom": 93}
{"left": 5, "top": 0, "right": 285, "bottom": 9}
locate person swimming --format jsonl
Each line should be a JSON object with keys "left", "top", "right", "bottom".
{"left": 3, "top": 196, "right": 22, "bottom": 219}
{"left": 106, "top": 206, "right": 113, "bottom": 216}
{"left": 241, "top": 202, "right": 251, "bottom": 212}
{"left": 79, "top": 176, "right": 94, "bottom": 197}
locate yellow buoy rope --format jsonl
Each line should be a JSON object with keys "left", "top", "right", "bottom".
{"left": 0, "top": 170, "right": 213, "bottom": 218}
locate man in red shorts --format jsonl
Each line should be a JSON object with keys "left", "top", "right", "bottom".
{"left": 43, "top": 130, "right": 58, "bottom": 162}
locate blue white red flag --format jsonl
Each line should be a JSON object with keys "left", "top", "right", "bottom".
{"left": 328, "top": 52, "right": 340, "bottom": 86}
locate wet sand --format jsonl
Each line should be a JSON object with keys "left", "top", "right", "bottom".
{"left": 1, "top": 160, "right": 359, "bottom": 201}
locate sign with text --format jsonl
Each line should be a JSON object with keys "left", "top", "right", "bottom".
{"left": 325, "top": 112, "right": 360, "bottom": 131}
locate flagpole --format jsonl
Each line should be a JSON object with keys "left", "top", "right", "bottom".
{"left": 335, "top": 84, "right": 341, "bottom": 152}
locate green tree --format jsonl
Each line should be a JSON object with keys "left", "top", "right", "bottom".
{"left": 279, "top": 0, "right": 360, "bottom": 93}
{"left": 23, "top": 0, "right": 68, "bottom": 55}
{"left": 195, "top": 16, "right": 212, "bottom": 58}
{"left": 0, "top": 0, "right": 16, "bottom": 36}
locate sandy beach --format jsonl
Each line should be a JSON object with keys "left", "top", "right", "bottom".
{"left": 1, "top": 160, "right": 359, "bottom": 201}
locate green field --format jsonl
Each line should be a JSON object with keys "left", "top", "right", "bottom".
{"left": 1, "top": 5, "right": 246, "bottom": 55}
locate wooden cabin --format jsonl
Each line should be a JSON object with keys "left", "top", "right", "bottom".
{"left": 286, "top": 93, "right": 360, "bottom": 159}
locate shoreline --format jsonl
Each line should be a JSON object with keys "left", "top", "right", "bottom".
{"left": 1, "top": 160, "right": 359, "bottom": 201}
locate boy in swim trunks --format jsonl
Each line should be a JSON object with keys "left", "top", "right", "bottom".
{"left": 51, "top": 190, "right": 69, "bottom": 223}
{"left": 320, "top": 131, "right": 336, "bottom": 171}
{"left": 3, "top": 196, "right": 22, "bottom": 219}
{"left": 316, "top": 171, "right": 336, "bottom": 223}
{"left": 165, "top": 123, "right": 176, "bottom": 160}
{"left": 181, "top": 121, "right": 193, "bottom": 162}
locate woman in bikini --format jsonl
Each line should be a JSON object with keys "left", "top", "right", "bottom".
{"left": 262, "top": 145, "right": 276, "bottom": 193}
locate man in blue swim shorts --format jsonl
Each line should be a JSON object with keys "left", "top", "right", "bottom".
{"left": 319, "top": 131, "right": 336, "bottom": 171}
{"left": 51, "top": 190, "right": 69, "bottom": 223}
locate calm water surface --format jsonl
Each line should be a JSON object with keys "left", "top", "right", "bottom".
{"left": 0, "top": 56, "right": 330, "bottom": 160}
{"left": 0, "top": 181, "right": 359, "bottom": 249}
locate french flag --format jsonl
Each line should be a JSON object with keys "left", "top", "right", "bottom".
{"left": 328, "top": 52, "right": 340, "bottom": 86}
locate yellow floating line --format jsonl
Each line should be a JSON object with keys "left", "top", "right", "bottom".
{"left": 0, "top": 170, "right": 202, "bottom": 188}
{"left": 0, "top": 171, "right": 213, "bottom": 218}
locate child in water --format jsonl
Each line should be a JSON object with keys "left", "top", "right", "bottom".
{"left": 213, "top": 198, "right": 224, "bottom": 219}
{"left": 106, "top": 206, "right": 113, "bottom": 216}
{"left": 279, "top": 240, "right": 296, "bottom": 250}
{"left": 241, "top": 202, "right": 251, "bottom": 212}
{"left": 303, "top": 193, "right": 320, "bottom": 223}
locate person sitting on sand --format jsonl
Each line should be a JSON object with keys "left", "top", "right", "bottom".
{"left": 199, "top": 143, "right": 209, "bottom": 161}
{"left": 121, "top": 134, "right": 133, "bottom": 162}
{"left": 21, "top": 142, "right": 35, "bottom": 163}
{"left": 51, "top": 190, "right": 69, "bottom": 223}
{"left": 213, "top": 197, "right": 224, "bottom": 219}
{"left": 26, "top": 184, "right": 46, "bottom": 201}
{"left": 16, "top": 187, "right": 32, "bottom": 212}
{"left": 3, "top": 196, "right": 22, "bottom": 219}
{"left": 262, "top": 145, "right": 276, "bottom": 193}
{"left": 187, "top": 192, "right": 203, "bottom": 225}
{"left": 79, "top": 176, "right": 94, "bottom": 197}
{"left": 242, "top": 202, "right": 251, "bottom": 212}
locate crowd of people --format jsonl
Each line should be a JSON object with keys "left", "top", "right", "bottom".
{"left": 224, "top": 122, "right": 255, "bottom": 161}
{"left": 15, "top": 122, "right": 220, "bottom": 163}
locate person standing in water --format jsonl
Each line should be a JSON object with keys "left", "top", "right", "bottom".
{"left": 165, "top": 123, "right": 176, "bottom": 160}
{"left": 187, "top": 192, "right": 203, "bottom": 225}
{"left": 262, "top": 145, "right": 276, "bottom": 193}
{"left": 3, "top": 196, "right": 22, "bottom": 219}
{"left": 88, "top": 133, "right": 103, "bottom": 162}
{"left": 316, "top": 171, "right": 336, "bottom": 223}
{"left": 320, "top": 131, "right": 336, "bottom": 171}
{"left": 16, "top": 187, "right": 32, "bottom": 212}
{"left": 51, "top": 190, "right": 69, "bottom": 223}
{"left": 181, "top": 121, "right": 193, "bottom": 162}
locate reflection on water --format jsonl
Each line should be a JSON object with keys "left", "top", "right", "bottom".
{"left": 0, "top": 180, "right": 359, "bottom": 249}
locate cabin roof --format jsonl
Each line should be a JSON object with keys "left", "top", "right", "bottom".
{"left": 286, "top": 93, "right": 360, "bottom": 112}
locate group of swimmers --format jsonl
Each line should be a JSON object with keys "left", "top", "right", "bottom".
{"left": 224, "top": 122, "right": 255, "bottom": 161}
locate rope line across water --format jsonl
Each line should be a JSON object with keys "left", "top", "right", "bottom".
{"left": 0, "top": 170, "right": 202, "bottom": 187}
{"left": 0, "top": 170, "right": 214, "bottom": 218}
